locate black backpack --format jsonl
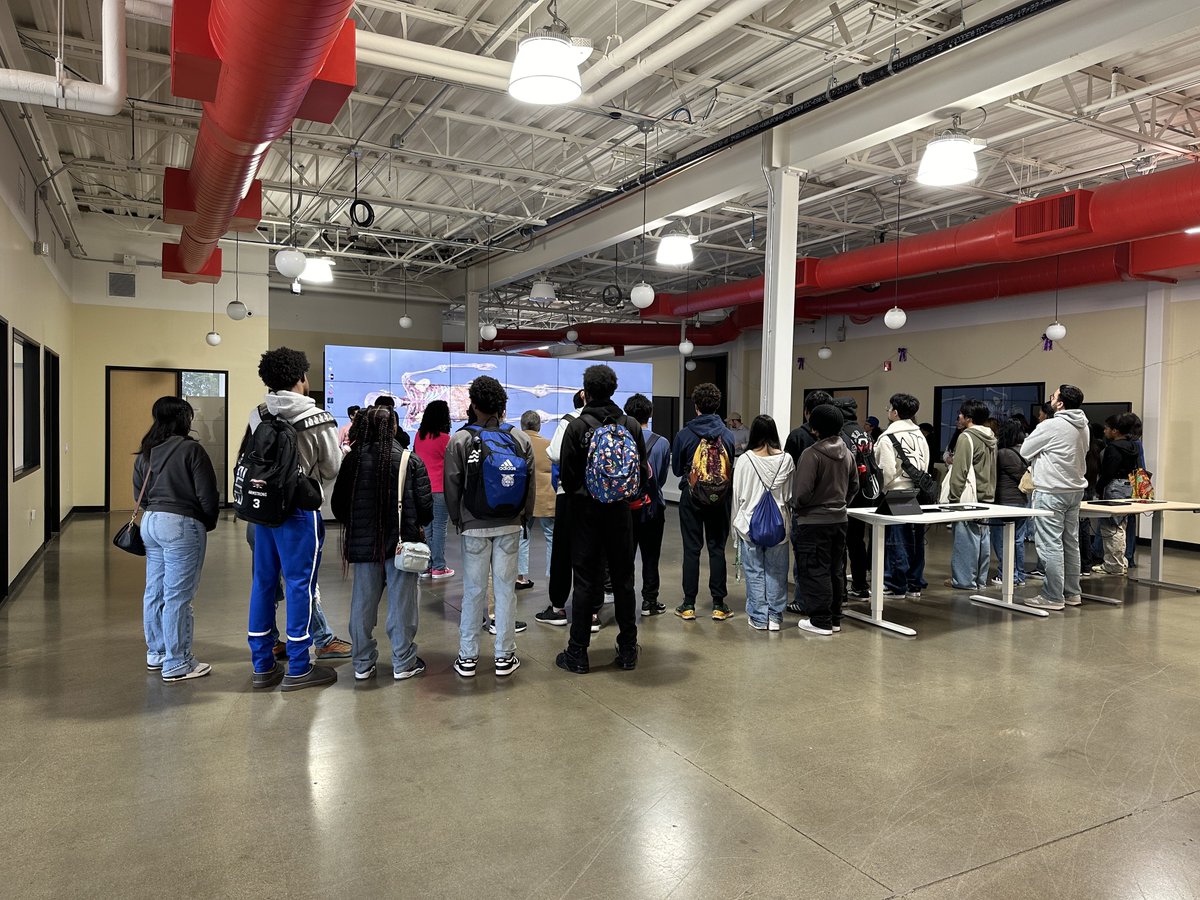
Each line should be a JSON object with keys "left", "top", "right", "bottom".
{"left": 841, "top": 423, "right": 883, "bottom": 506}
{"left": 887, "top": 434, "right": 938, "bottom": 505}
{"left": 233, "top": 406, "right": 328, "bottom": 526}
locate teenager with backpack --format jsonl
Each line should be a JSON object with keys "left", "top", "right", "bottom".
{"left": 874, "top": 392, "right": 931, "bottom": 599}
{"left": 535, "top": 390, "right": 585, "bottom": 626}
{"left": 444, "top": 376, "right": 534, "bottom": 677}
{"left": 554, "top": 366, "right": 648, "bottom": 674}
{"left": 670, "top": 383, "right": 737, "bottom": 621}
{"left": 792, "top": 405, "right": 858, "bottom": 635}
{"left": 332, "top": 407, "right": 433, "bottom": 682}
{"left": 623, "top": 393, "right": 670, "bottom": 616}
{"left": 833, "top": 396, "right": 882, "bottom": 599}
{"left": 732, "top": 415, "right": 795, "bottom": 631}
{"left": 516, "top": 410, "right": 556, "bottom": 590}
{"left": 783, "top": 389, "right": 833, "bottom": 614}
{"left": 242, "top": 348, "right": 342, "bottom": 691}
{"left": 945, "top": 399, "right": 997, "bottom": 591}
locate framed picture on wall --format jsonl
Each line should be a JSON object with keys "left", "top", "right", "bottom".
{"left": 933, "top": 382, "right": 1044, "bottom": 457}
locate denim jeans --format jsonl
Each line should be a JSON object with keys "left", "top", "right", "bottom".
{"left": 142, "top": 511, "right": 208, "bottom": 677}
{"left": 739, "top": 538, "right": 789, "bottom": 626}
{"left": 518, "top": 517, "right": 554, "bottom": 577}
{"left": 349, "top": 562, "right": 419, "bottom": 674}
{"left": 989, "top": 517, "right": 1028, "bottom": 583}
{"left": 884, "top": 523, "right": 926, "bottom": 593}
{"left": 245, "top": 522, "right": 333, "bottom": 649}
{"left": 1032, "top": 490, "right": 1084, "bottom": 602}
{"left": 429, "top": 492, "right": 449, "bottom": 570}
{"left": 950, "top": 521, "right": 990, "bottom": 589}
{"left": 1099, "top": 479, "right": 1133, "bottom": 572}
{"left": 459, "top": 531, "right": 519, "bottom": 660}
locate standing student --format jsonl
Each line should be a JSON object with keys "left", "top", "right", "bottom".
{"left": 135, "top": 397, "right": 220, "bottom": 682}
{"left": 245, "top": 347, "right": 343, "bottom": 692}
{"left": 792, "top": 405, "right": 857, "bottom": 635}
{"left": 535, "top": 390, "right": 585, "bottom": 626}
{"left": 1020, "top": 384, "right": 1089, "bottom": 611}
{"left": 554, "top": 366, "right": 648, "bottom": 674}
{"left": 732, "top": 415, "right": 795, "bottom": 631}
{"left": 945, "top": 399, "right": 997, "bottom": 591}
{"left": 990, "top": 418, "right": 1030, "bottom": 586}
{"left": 874, "top": 393, "right": 930, "bottom": 599}
{"left": 332, "top": 407, "right": 433, "bottom": 681}
{"left": 833, "top": 396, "right": 874, "bottom": 599}
{"left": 414, "top": 399, "right": 454, "bottom": 580}
{"left": 1094, "top": 412, "right": 1140, "bottom": 575}
{"left": 517, "top": 410, "right": 556, "bottom": 590}
{"left": 670, "top": 383, "right": 737, "bottom": 621}
{"left": 784, "top": 390, "right": 833, "bottom": 614}
{"left": 728, "top": 413, "right": 750, "bottom": 457}
{"left": 623, "top": 393, "right": 670, "bottom": 616}
{"left": 337, "top": 405, "right": 360, "bottom": 453}
{"left": 444, "top": 376, "right": 535, "bottom": 677}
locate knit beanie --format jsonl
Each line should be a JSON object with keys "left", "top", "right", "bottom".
{"left": 808, "top": 404, "right": 844, "bottom": 439}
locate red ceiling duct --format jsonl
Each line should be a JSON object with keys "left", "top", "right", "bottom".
{"left": 162, "top": 0, "right": 356, "bottom": 281}
{"left": 650, "top": 163, "right": 1200, "bottom": 317}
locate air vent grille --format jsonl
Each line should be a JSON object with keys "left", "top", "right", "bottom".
{"left": 108, "top": 272, "right": 136, "bottom": 298}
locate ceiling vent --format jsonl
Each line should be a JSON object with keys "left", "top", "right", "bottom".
{"left": 1013, "top": 190, "right": 1094, "bottom": 242}
{"left": 108, "top": 272, "right": 136, "bottom": 298}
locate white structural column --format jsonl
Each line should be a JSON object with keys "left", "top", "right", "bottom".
{"left": 465, "top": 289, "right": 480, "bottom": 352}
{"left": 1141, "top": 284, "right": 1170, "bottom": 541}
{"left": 759, "top": 166, "right": 801, "bottom": 436}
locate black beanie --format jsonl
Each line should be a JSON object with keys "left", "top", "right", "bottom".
{"left": 809, "top": 404, "right": 844, "bottom": 439}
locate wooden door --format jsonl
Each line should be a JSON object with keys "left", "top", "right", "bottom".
{"left": 108, "top": 369, "right": 177, "bottom": 511}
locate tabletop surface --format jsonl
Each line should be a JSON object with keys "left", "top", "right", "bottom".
{"left": 1079, "top": 499, "right": 1200, "bottom": 514}
{"left": 850, "top": 502, "right": 1055, "bottom": 526}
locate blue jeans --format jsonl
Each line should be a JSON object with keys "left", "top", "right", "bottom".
{"left": 245, "top": 522, "right": 333, "bottom": 648}
{"left": 989, "top": 517, "right": 1028, "bottom": 583}
{"left": 951, "top": 521, "right": 990, "bottom": 589}
{"left": 460, "top": 531, "right": 519, "bottom": 660}
{"left": 349, "top": 562, "right": 418, "bottom": 675}
{"left": 518, "top": 517, "right": 554, "bottom": 577}
{"left": 429, "top": 492, "right": 449, "bottom": 570}
{"left": 884, "top": 523, "right": 926, "bottom": 592}
{"left": 739, "top": 537, "right": 789, "bottom": 626}
{"left": 248, "top": 510, "right": 324, "bottom": 676}
{"left": 142, "top": 511, "right": 208, "bottom": 677}
{"left": 1032, "top": 490, "right": 1083, "bottom": 602}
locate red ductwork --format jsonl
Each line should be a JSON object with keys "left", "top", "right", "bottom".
{"left": 649, "top": 163, "right": 1200, "bottom": 317}
{"left": 162, "top": 0, "right": 357, "bottom": 281}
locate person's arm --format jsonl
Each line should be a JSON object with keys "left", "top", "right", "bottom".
{"left": 189, "top": 444, "right": 221, "bottom": 531}
{"left": 948, "top": 432, "right": 971, "bottom": 501}
{"left": 875, "top": 434, "right": 899, "bottom": 490}
{"left": 522, "top": 434, "right": 536, "bottom": 521}
{"left": 314, "top": 423, "right": 342, "bottom": 483}
{"left": 844, "top": 455, "right": 859, "bottom": 508}
{"left": 443, "top": 437, "right": 464, "bottom": 528}
{"left": 791, "top": 449, "right": 818, "bottom": 508}
{"left": 1097, "top": 444, "right": 1121, "bottom": 485}
{"left": 651, "top": 436, "right": 670, "bottom": 488}
{"left": 547, "top": 418, "right": 569, "bottom": 464}
{"left": 559, "top": 419, "right": 584, "bottom": 494}
{"left": 330, "top": 449, "right": 357, "bottom": 525}
{"left": 671, "top": 428, "right": 687, "bottom": 477}
{"left": 1019, "top": 423, "right": 1050, "bottom": 460}
{"left": 132, "top": 455, "right": 146, "bottom": 504}
{"left": 410, "top": 455, "right": 434, "bottom": 527}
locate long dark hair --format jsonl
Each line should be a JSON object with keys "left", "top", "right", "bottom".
{"left": 748, "top": 414, "right": 781, "bottom": 451}
{"left": 418, "top": 399, "right": 451, "bottom": 439}
{"left": 343, "top": 407, "right": 398, "bottom": 565}
{"left": 138, "top": 396, "right": 193, "bottom": 458}
{"left": 998, "top": 418, "right": 1025, "bottom": 450}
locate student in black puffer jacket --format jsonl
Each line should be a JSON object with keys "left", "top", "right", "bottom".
{"left": 989, "top": 418, "right": 1030, "bottom": 586}
{"left": 333, "top": 407, "right": 433, "bottom": 681}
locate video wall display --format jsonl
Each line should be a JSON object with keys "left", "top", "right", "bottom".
{"left": 324, "top": 346, "right": 654, "bottom": 441}
{"left": 933, "top": 381, "right": 1043, "bottom": 456}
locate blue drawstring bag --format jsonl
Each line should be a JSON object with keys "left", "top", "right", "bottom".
{"left": 748, "top": 460, "right": 786, "bottom": 548}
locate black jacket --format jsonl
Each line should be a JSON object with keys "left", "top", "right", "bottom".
{"left": 559, "top": 402, "right": 649, "bottom": 501}
{"left": 995, "top": 445, "right": 1028, "bottom": 506}
{"left": 332, "top": 440, "right": 433, "bottom": 563}
{"left": 783, "top": 423, "right": 818, "bottom": 465}
{"left": 132, "top": 436, "right": 220, "bottom": 531}
{"left": 1098, "top": 438, "right": 1139, "bottom": 488}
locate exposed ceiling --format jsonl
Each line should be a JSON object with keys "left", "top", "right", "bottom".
{"left": 5, "top": 0, "right": 1200, "bottom": 332}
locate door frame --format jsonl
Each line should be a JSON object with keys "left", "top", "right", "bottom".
{"left": 43, "top": 347, "right": 60, "bottom": 542}
{"left": 1, "top": 315, "right": 8, "bottom": 601}
{"left": 104, "top": 366, "right": 230, "bottom": 511}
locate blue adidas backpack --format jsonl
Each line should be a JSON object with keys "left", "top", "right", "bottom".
{"left": 581, "top": 413, "right": 641, "bottom": 504}
{"left": 464, "top": 423, "right": 529, "bottom": 519}
{"left": 748, "top": 459, "right": 787, "bottom": 548}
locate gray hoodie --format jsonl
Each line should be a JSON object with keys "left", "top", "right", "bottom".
{"left": 248, "top": 390, "right": 341, "bottom": 491}
{"left": 792, "top": 436, "right": 858, "bottom": 524}
{"left": 1020, "top": 408, "right": 1089, "bottom": 492}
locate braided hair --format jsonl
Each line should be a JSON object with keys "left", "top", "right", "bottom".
{"left": 343, "top": 406, "right": 398, "bottom": 566}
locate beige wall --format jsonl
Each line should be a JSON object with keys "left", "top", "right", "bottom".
{"left": 1160, "top": 293, "right": 1200, "bottom": 543}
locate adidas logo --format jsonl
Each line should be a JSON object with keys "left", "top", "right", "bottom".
{"left": 499, "top": 459, "right": 517, "bottom": 471}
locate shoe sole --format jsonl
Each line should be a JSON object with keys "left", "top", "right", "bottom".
{"left": 395, "top": 663, "right": 426, "bottom": 680}
{"left": 495, "top": 659, "right": 521, "bottom": 677}
{"left": 431, "top": 572, "right": 455, "bottom": 580}
{"left": 163, "top": 663, "right": 212, "bottom": 683}
{"left": 797, "top": 623, "right": 834, "bottom": 635}
{"left": 747, "top": 620, "right": 767, "bottom": 631}
{"left": 146, "top": 664, "right": 163, "bottom": 672}
{"left": 280, "top": 677, "right": 337, "bottom": 692}
{"left": 712, "top": 612, "right": 734, "bottom": 621}
{"left": 675, "top": 609, "right": 696, "bottom": 620}
{"left": 252, "top": 674, "right": 284, "bottom": 690}
{"left": 453, "top": 662, "right": 477, "bottom": 678}
{"left": 1025, "top": 602, "right": 1065, "bottom": 611}
{"left": 354, "top": 666, "right": 377, "bottom": 681}
{"left": 536, "top": 619, "right": 568, "bottom": 626}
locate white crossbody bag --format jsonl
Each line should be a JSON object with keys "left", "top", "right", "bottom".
{"left": 394, "top": 449, "right": 432, "bottom": 573}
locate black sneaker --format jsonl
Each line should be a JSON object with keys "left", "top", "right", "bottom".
{"left": 252, "top": 663, "right": 285, "bottom": 690}
{"left": 280, "top": 665, "right": 337, "bottom": 692}
{"left": 485, "top": 617, "right": 528, "bottom": 634}
{"left": 535, "top": 605, "right": 568, "bottom": 625}
{"left": 786, "top": 600, "right": 804, "bottom": 615}
{"left": 556, "top": 649, "right": 590, "bottom": 674}
{"left": 394, "top": 657, "right": 426, "bottom": 681}
{"left": 515, "top": 579, "right": 534, "bottom": 591}
{"left": 494, "top": 654, "right": 521, "bottom": 677}
{"left": 614, "top": 643, "right": 638, "bottom": 670}
{"left": 847, "top": 588, "right": 871, "bottom": 600}
{"left": 453, "top": 656, "right": 477, "bottom": 678}
{"left": 1028, "top": 568, "right": 1046, "bottom": 579}
{"left": 641, "top": 599, "right": 666, "bottom": 617}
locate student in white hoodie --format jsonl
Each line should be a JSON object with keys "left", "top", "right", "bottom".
{"left": 731, "top": 415, "right": 795, "bottom": 631}
{"left": 874, "top": 393, "right": 930, "bottom": 599}
{"left": 1019, "top": 384, "right": 1090, "bottom": 611}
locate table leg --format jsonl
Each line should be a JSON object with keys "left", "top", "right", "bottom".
{"left": 971, "top": 520, "right": 1049, "bottom": 618}
{"left": 1127, "top": 511, "right": 1200, "bottom": 593}
{"left": 843, "top": 522, "right": 916, "bottom": 636}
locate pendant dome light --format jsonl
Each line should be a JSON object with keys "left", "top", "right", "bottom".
{"left": 657, "top": 223, "right": 696, "bottom": 267}
{"left": 398, "top": 265, "right": 413, "bottom": 329}
{"left": 685, "top": 359, "right": 697, "bottom": 371}
{"left": 480, "top": 323, "right": 498, "bottom": 342}
{"left": 529, "top": 279, "right": 556, "bottom": 303}
{"left": 226, "top": 234, "right": 249, "bottom": 320}
{"left": 565, "top": 328, "right": 579, "bottom": 343}
{"left": 817, "top": 309, "right": 832, "bottom": 359}
{"left": 507, "top": 0, "right": 587, "bottom": 105}
{"left": 1044, "top": 256, "right": 1067, "bottom": 341}
{"left": 916, "top": 112, "right": 987, "bottom": 187}
{"left": 478, "top": 218, "right": 498, "bottom": 343}
{"left": 274, "top": 128, "right": 307, "bottom": 279}
{"left": 884, "top": 177, "right": 907, "bottom": 330}
{"left": 206, "top": 284, "right": 222, "bottom": 346}
{"left": 630, "top": 131, "right": 656, "bottom": 308}
{"left": 300, "top": 257, "right": 335, "bottom": 284}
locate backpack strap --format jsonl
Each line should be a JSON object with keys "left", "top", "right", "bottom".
{"left": 396, "top": 449, "right": 411, "bottom": 528}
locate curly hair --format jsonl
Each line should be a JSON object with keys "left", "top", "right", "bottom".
{"left": 468, "top": 375, "right": 508, "bottom": 416}
{"left": 583, "top": 365, "right": 618, "bottom": 402}
{"left": 418, "top": 400, "right": 451, "bottom": 439}
{"left": 692, "top": 382, "right": 722, "bottom": 415}
{"left": 342, "top": 407, "right": 397, "bottom": 567}
{"left": 623, "top": 393, "right": 653, "bottom": 424}
{"left": 258, "top": 347, "right": 309, "bottom": 392}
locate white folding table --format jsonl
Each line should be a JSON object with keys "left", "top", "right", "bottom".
{"left": 846, "top": 503, "right": 1053, "bottom": 636}
{"left": 1077, "top": 499, "right": 1200, "bottom": 603}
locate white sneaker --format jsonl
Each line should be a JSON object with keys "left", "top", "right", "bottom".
{"left": 747, "top": 619, "right": 768, "bottom": 631}
{"left": 797, "top": 618, "right": 834, "bottom": 636}
{"left": 832, "top": 624, "right": 842, "bottom": 633}
{"left": 162, "top": 661, "right": 211, "bottom": 682}
{"left": 1024, "top": 595, "right": 1065, "bottom": 611}
{"left": 767, "top": 619, "right": 781, "bottom": 632}
{"left": 990, "top": 576, "right": 1004, "bottom": 586}
{"left": 1064, "top": 595, "right": 1082, "bottom": 606}
{"left": 905, "top": 591, "right": 922, "bottom": 600}
{"left": 354, "top": 665, "right": 376, "bottom": 681}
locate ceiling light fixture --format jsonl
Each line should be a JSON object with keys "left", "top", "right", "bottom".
{"left": 480, "top": 323, "right": 498, "bottom": 342}
{"left": 685, "top": 359, "right": 697, "bottom": 371}
{"left": 274, "top": 128, "right": 307, "bottom": 279}
{"left": 818, "top": 308, "right": 832, "bottom": 359}
{"left": 656, "top": 224, "right": 696, "bottom": 267}
{"left": 206, "top": 283, "right": 222, "bottom": 346}
{"left": 529, "top": 279, "right": 556, "bottom": 303}
{"left": 565, "top": 328, "right": 579, "bottom": 343}
{"left": 1044, "top": 255, "right": 1067, "bottom": 342}
{"left": 507, "top": 0, "right": 585, "bottom": 105}
{"left": 631, "top": 131, "right": 656, "bottom": 309}
{"left": 299, "top": 257, "right": 334, "bottom": 284}
{"left": 226, "top": 233, "right": 248, "bottom": 320}
{"left": 916, "top": 113, "right": 986, "bottom": 187}
{"left": 1186, "top": 226, "right": 1200, "bottom": 235}
{"left": 885, "top": 176, "right": 907, "bottom": 330}
{"left": 399, "top": 265, "right": 413, "bottom": 329}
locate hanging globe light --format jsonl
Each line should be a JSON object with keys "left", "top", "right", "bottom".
{"left": 1045, "top": 321, "right": 1067, "bottom": 341}
{"left": 274, "top": 247, "right": 306, "bottom": 279}
{"left": 884, "top": 306, "right": 907, "bottom": 330}
{"left": 205, "top": 330, "right": 222, "bottom": 347}
{"left": 817, "top": 345, "right": 833, "bottom": 360}
{"left": 630, "top": 281, "right": 655, "bottom": 309}
{"left": 399, "top": 315, "right": 413, "bottom": 329}
{"left": 480, "top": 323, "right": 498, "bottom": 341}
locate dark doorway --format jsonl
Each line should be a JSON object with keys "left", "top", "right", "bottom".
{"left": 43, "top": 348, "right": 60, "bottom": 542}
{"left": 652, "top": 396, "right": 680, "bottom": 448}
{"left": 683, "top": 353, "right": 729, "bottom": 425}
{"left": 1, "top": 316, "right": 8, "bottom": 602}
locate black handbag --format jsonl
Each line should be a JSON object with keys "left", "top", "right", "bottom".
{"left": 112, "top": 474, "right": 150, "bottom": 556}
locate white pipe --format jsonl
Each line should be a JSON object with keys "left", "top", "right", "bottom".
{"left": 358, "top": 32, "right": 511, "bottom": 79}
{"left": 356, "top": 47, "right": 510, "bottom": 93}
{"left": 125, "top": 0, "right": 171, "bottom": 25}
{"left": 0, "top": 0, "right": 126, "bottom": 115}
{"left": 580, "top": 0, "right": 719, "bottom": 89}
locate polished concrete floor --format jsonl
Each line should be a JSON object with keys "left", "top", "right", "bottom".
{"left": 4, "top": 510, "right": 1200, "bottom": 899}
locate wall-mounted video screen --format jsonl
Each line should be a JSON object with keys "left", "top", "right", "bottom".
{"left": 324, "top": 346, "right": 654, "bottom": 442}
